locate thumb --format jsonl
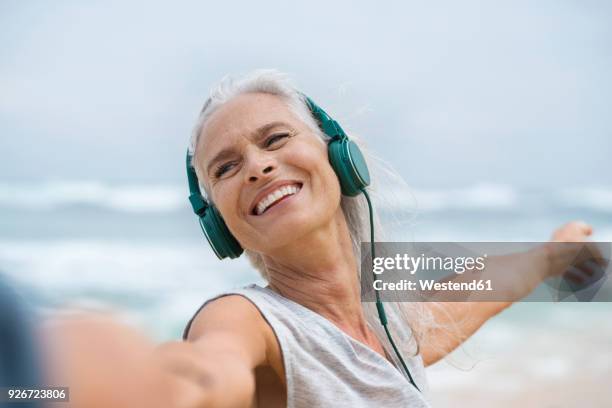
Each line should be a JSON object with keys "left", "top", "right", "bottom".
{"left": 576, "top": 221, "right": 593, "bottom": 236}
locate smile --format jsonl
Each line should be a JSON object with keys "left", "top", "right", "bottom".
{"left": 252, "top": 182, "right": 303, "bottom": 216}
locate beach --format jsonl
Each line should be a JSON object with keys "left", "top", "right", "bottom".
{"left": 1, "top": 181, "right": 611, "bottom": 405}
{"left": 428, "top": 304, "right": 612, "bottom": 407}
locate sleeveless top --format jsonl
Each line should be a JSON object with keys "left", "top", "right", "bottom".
{"left": 183, "top": 283, "right": 431, "bottom": 407}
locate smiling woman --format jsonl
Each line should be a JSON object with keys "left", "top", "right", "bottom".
{"left": 180, "top": 69, "right": 437, "bottom": 407}
{"left": 176, "top": 69, "right": 600, "bottom": 408}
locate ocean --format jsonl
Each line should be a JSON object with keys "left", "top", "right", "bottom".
{"left": 1, "top": 180, "right": 611, "bottom": 406}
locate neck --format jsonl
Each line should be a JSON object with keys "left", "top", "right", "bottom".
{"left": 263, "top": 207, "right": 370, "bottom": 338}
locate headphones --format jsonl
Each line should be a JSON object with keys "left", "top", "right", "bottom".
{"left": 185, "top": 93, "right": 421, "bottom": 392}
{"left": 186, "top": 94, "right": 371, "bottom": 260}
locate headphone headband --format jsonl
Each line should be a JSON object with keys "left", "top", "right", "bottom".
{"left": 302, "top": 95, "right": 347, "bottom": 140}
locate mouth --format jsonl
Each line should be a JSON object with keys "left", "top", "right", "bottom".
{"left": 250, "top": 182, "right": 303, "bottom": 216}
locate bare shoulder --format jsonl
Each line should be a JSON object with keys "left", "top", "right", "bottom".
{"left": 186, "top": 295, "right": 266, "bottom": 341}
{"left": 185, "top": 294, "right": 285, "bottom": 381}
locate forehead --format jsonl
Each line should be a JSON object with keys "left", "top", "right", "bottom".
{"left": 198, "top": 93, "right": 299, "bottom": 160}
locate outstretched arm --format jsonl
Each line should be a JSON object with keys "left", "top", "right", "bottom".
{"left": 160, "top": 295, "right": 272, "bottom": 407}
{"left": 43, "top": 295, "right": 272, "bottom": 408}
{"left": 419, "top": 221, "right": 602, "bottom": 366}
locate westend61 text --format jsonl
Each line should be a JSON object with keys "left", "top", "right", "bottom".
{"left": 373, "top": 279, "right": 493, "bottom": 291}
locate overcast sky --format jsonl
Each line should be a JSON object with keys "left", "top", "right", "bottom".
{"left": 1, "top": 0, "right": 610, "bottom": 188}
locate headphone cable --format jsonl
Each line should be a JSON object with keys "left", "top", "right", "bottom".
{"left": 361, "top": 188, "right": 421, "bottom": 392}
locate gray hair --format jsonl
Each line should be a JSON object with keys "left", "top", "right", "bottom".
{"left": 189, "top": 69, "right": 458, "bottom": 358}
{"left": 189, "top": 69, "right": 378, "bottom": 284}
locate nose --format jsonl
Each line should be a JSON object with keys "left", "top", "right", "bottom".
{"left": 244, "top": 149, "right": 277, "bottom": 184}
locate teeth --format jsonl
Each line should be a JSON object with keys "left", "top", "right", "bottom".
{"left": 255, "top": 184, "right": 301, "bottom": 215}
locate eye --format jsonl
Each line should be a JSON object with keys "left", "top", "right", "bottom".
{"left": 265, "top": 132, "right": 290, "bottom": 147}
{"left": 214, "top": 161, "right": 237, "bottom": 178}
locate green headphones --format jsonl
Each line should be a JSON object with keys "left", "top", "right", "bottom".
{"left": 186, "top": 94, "right": 371, "bottom": 260}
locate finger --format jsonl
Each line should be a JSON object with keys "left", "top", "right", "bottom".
{"left": 581, "top": 260, "right": 607, "bottom": 284}
{"left": 586, "top": 242, "right": 609, "bottom": 268}
{"left": 576, "top": 260, "right": 595, "bottom": 276}
{"left": 582, "top": 223, "right": 593, "bottom": 236}
{"left": 567, "top": 261, "right": 606, "bottom": 288}
{"left": 564, "top": 266, "right": 585, "bottom": 284}
{"left": 571, "top": 220, "right": 593, "bottom": 235}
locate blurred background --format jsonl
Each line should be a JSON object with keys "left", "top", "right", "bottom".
{"left": 1, "top": 0, "right": 611, "bottom": 406}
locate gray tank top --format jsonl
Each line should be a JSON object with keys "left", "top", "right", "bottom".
{"left": 183, "top": 283, "right": 431, "bottom": 407}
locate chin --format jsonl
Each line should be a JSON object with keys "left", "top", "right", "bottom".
{"left": 259, "top": 214, "right": 313, "bottom": 245}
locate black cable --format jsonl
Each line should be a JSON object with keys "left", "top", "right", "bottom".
{"left": 361, "top": 189, "right": 421, "bottom": 392}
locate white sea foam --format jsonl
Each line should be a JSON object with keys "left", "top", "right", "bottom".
{"left": 408, "top": 183, "right": 519, "bottom": 212}
{"left": 0, "top": 181, "right": 612, "bottom": 213}
{"left": 0, "top": 181, "right": 186, "bottom": 213}
{"left": 558, "top": 186, "right": 612, "bottom": 213}
{"left": 0, "top": 238, "right": 265, "bottom": 340}
{"left": 1, "top": 181, "right": 611, "bottom": 214}
{"left": 0, "top": 239, "right": 259, "bottom": 295}
{"left": 377, "top": 182, "right": 518, "bottom": 212}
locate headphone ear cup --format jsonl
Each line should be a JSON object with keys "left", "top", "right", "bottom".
{"left": 328, "top": 138, "right": 371, "bottom": 197}
{"left": 198, "top": 204, "right": 243, "bottom": 259}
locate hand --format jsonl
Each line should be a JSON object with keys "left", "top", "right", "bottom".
{"left": 543, "top": 221, "right": 609, "bottom": 285}
{"left": 550, "top": 220, "right": 593, "bottom": 242}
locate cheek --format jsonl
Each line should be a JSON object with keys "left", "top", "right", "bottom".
{"left": 297, "top": 145, "right": 342, "bottom": 207}
{"left": 211, "top": 183, "right": 241, "bottom": 222}
{"left": 292, "top": 140, "right": 333, "bottom": 179}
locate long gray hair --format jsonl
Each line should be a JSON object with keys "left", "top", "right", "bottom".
{"left": 189, "top": 69, "right": 449, "bottom": 358}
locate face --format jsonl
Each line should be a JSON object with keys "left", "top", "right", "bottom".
{"left": 195, "top": 92, "right": 343, "bottom": 254}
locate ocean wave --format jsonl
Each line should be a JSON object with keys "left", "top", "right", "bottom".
{"left": 375, "top": 182, "right": 519, "bottom": 212}
{"left": 557, "top": 186, "right": 612, "bottom": 213}
{"left": 410, "top": 183, "right": 519, "bottom": 212}
{"left": 0, "top": 181, "right": 186, "bottom": 212}
{"left": 0, "top": 239, "right": 258, "bottom": 293}
{"left": 1, "top": 181, "right": 611, "bottom": 214}
{"left": 0, "top": 239, "right": 264, "bottom": 341}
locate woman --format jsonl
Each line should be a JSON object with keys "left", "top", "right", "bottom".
{"left": 176, "top": 69, "right": 601, "bottom": 408}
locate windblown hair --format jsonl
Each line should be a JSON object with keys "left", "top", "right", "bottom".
{"left": 189, "top": 69, "right": 458, "bottom": 358}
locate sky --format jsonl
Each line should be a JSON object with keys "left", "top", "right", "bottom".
{"left": 0, "top": 0, "right": 610, "bottom": 189}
